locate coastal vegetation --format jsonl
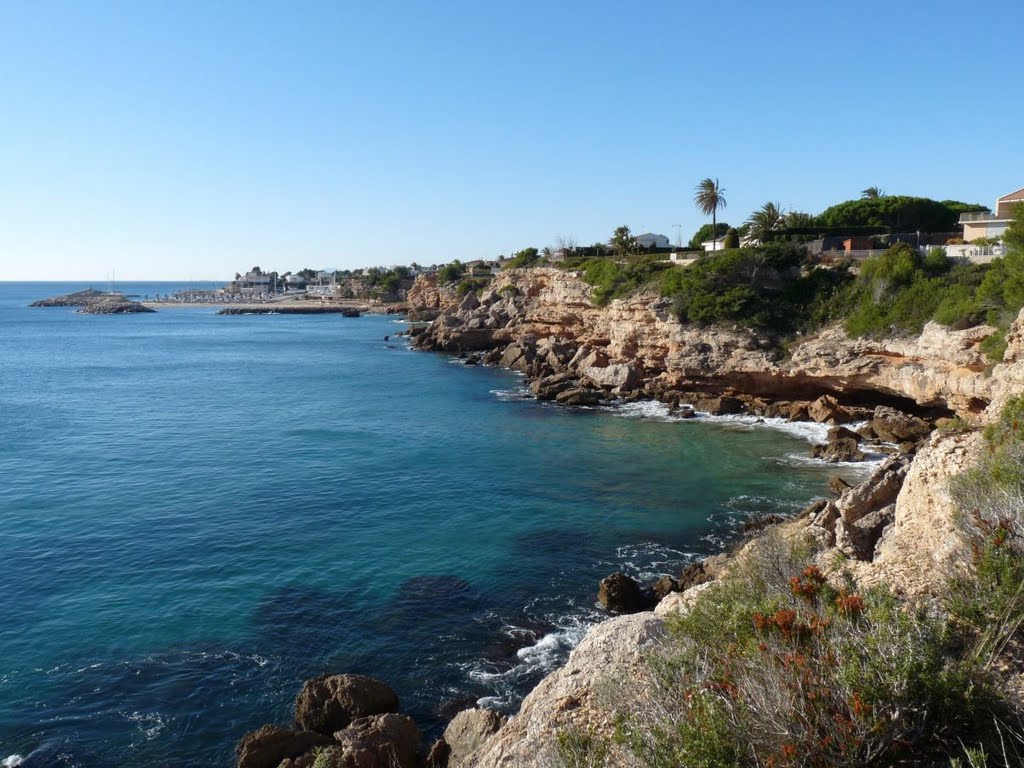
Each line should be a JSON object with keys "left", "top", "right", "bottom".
{"left": 562, "top": 202, "right": 1024, "bottom": 360}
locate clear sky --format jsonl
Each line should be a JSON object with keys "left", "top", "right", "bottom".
{"left": 2, "top": 0, "right": 1022, "bottom": 280}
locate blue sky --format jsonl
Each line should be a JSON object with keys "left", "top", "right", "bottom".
{"left": 1, "top": 0, "right": 1021, "bottom": 280}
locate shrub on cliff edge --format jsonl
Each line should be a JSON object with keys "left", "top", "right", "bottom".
{"left": 611, "top": 532, "right": 993, "bottom": 767}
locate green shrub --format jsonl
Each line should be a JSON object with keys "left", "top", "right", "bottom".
{"left": 615, "top": 533, "right": 990, "bottom": 768}
{"left": 508, "top": 247, "right": 540, "bottom": 268}
{"left": 577, "top": 255, "right": 672, "bottom": 306}
{"left": 438, "top": 261, "right": 464, "bottom": 283}
{"left": 723, "top": 227, "right": 740, "bottom": 249}
{"left": 456, "top": 278, "right": 488, "bottom": 296}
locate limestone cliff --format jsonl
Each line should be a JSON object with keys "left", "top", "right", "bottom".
{"left": 409, "top": 268, "right": 1024, "bottom": 419}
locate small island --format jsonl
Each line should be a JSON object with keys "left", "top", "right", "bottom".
{"left": 31, "top": 290, "right": 155, "bottom": 314}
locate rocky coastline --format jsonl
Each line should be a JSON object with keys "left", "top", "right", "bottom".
{"left": 235, "top": 267, "right": 1024, "bottom": 767}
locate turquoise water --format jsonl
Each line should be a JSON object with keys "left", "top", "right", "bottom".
{"left": 0, "top": 282, "right": 853, "bottom": 767}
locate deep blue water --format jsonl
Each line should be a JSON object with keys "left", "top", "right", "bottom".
{"left": 0, "top": 282, "right": 857, "bottom": 767}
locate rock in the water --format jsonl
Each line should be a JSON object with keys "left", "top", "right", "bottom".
{"left": 598, "top": 572, "right": 653, "bottom": 614}
{"left": 694, "top": 395, "right": 744, "bottom": 415}
{"left": 294, "top": 674, "right": 400, "bottom": 735}
{"left": 582, "top": 363, "right": 641, "bottom": 391}
{"left": 651, "top": 575, "right": 679, "bottom": 601}
{"left": 807, "top": 395, "right": 851, "bottom": 424}
{"left": 869, "top": 406, "right": 932, "bottom": 443}
{"left": 30, "top": 288, "right": 107, "bottom": 307}
{"left": 330, "top": 713, "right": 421, "bottom": 768}
{"left": 234, "top": 725, "right": 332, "bottom": 768}
{"left": 76, "top": 295, "right": 155, "bottom": 314}
{"left": 554, "top": 387, "right": 602, "bottom": 406}
{"left": 529, "top": 372, "right": 578, "bottom": 401}
{"left": 443, "top": 708, "right": 507, "bottom": 768}
{"left": 811, "top": 437, "right": 865, "bottom": 463}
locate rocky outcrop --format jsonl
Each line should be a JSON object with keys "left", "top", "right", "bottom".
{"left": 407, "top": 269, "right": 1016, "bottom": 420}
{"left": 597, "top": 573, "right": 654, "bottom": 614}
{"left": 465, "top": 612, "right": 666, "bottom": 768}
{"left": 837, "top": 430, "right": 983, "bottom": 596}
{"left": 294, "top": 674, "right": 400, "bottom": 735}
{"left": 406, "top": 274, "right": 459, "bottom": 320}
{"left": 235, "top": 725, "right": 333, "bottom": 768}
{"left": 30, "top": 288, "right": 107, "bottom": 307}
{"left": 329, "top": 714, "right": 421, "bottom": 768}
{"left": 238, "top": 675, "right": 416, "bottom": 768}
{"left": 987, "top": 308, "right": 1024, "bottom": 418}
{"left": 76, "top": 295, "right": 155, "bottom": 314}
{"left": 31, "top": 289, "right": 153, "bottom": 314}
{"left": 443, "top": 708, "right": 507, "bottom": 768}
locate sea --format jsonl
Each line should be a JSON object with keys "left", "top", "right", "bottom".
{"left": 0, "top": 282, "right": 874, "bottom": 767}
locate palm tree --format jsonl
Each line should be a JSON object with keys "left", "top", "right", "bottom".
{"left": 745, "top": 201, "right": 786, "bottom": 242}
{"left": 861, "top": 186, "right": 885, "bottom": 199}
{"left": 694, "top": 178, "right": 727, "bottom": 251}
{"left": 784, "top": 210, "right": 815, "bottom": 228}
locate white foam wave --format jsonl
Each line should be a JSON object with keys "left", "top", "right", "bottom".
{"left": 607, "top": 541, "right": 698, "bottom": 581}
{"left": 601, "top": 398, "right": 875, "bottom": 448}
{"left": 490, "top": 387, "right": 532, "bottom": 402}
{"left": 3, "top": 756, "right": 23, "bottom": 768}
{"left": 603, "top": 400, "right": 679, "bottom": 421}
{"left": 124, "top": 710, "right": 169, "bottom": 740}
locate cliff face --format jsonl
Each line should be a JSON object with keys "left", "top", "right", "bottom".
{"left": 409, "top": 268, "right": 1024, "bottom": 419}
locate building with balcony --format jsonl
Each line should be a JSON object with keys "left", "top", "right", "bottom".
{"left": 959, "top": 188, "right": 1024, "bottom": 242}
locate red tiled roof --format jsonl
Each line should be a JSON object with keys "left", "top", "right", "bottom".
{"left": 998, "top": 187, "right": 1024, "bottom": 202}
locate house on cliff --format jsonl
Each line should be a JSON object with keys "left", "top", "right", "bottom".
{"left": 959, "top": 188, "right": 1024, "bottom": 242}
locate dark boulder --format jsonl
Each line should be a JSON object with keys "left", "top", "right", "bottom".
{"left": 555, "top": 387, "right": 603, "bottom": 406}
{"left": 807, "top": 395, "right": 852, "bottom": 424}
{"left": 598, "top": 572, "right": 654, "bottom": 613}
{"left": 651, "top": 575, "right": 679, "bottom": 601}
{"left": 677, "top": 561, "right": 712, "bottom": 590}
{"left": 294, "top": 674, "right": 400, "bottom": 735}
{"left": 694, "top": 395, "right": 744, "bottom": 415}
{"left": 235, "top": 725, "right": 333, "bottom": 768}
{"left": 869, "top": 406, "right": 932, "bottom": 443}
{"left": 530, "top": 372, "right": 578, "bottom": 401}
{"left": 811, "top": 437, "right": 865, "bottom": 463}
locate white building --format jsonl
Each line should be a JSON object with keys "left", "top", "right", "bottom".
{"left": 959, "top": 188, "right": 1024, "bottom": 242}
{"left": 635, "top": 232, "right": 671, "bottom": 249}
